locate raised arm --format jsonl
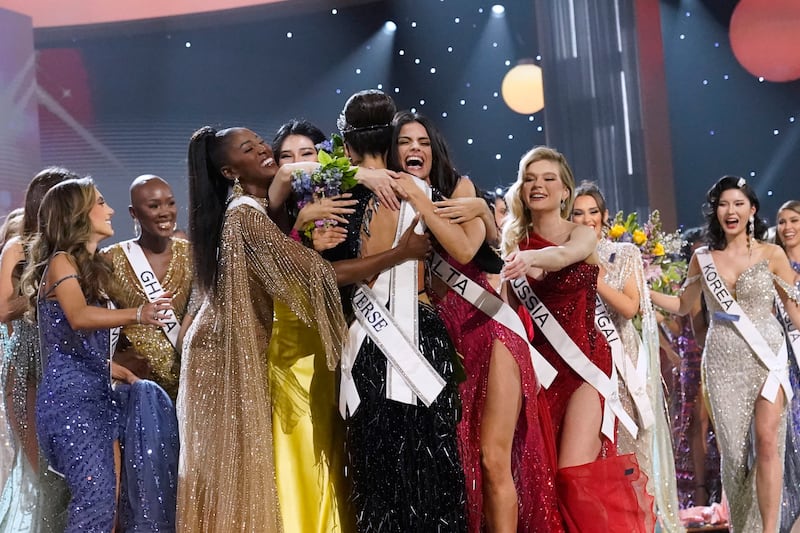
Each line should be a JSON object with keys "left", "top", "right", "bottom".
{"left": 397, "top": 174, "right": 485, "bottom": 265}
{"left": 47, "top": 253, "right": 170, "bottom": 331}
{"left": 649, "top": 253, "right": 702, "bottom": 316}
{"left": 597, "top": 264, "right": 640, "bottom": 320}
{"left": 323, "top": 215, "right": 431, "bottom": 286}
{"left": 433, "top": 195, "right": 500, "bottom": 247}
{"left": 501, "top": 223, "right": 597, "bottom": 280}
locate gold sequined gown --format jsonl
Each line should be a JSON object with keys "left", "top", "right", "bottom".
{"left": 103, "top": 237, "right": 193, "bottom": 400}
{"left": 177, "top": 196, "right": 347, "bottom": 533}
{"left": 598, "top": 240, "right": 683, "bottom": 532}
{"left": 701, "top": 260, "right": 788, "bottom": 532}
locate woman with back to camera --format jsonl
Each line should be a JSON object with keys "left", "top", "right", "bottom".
{"left": 651, "top": 177, "right": 800, "bottom": 533}
{"left": 20, "top": 177, "right": 170, "bottom": 531}
{"left": 101, "top": 173, "right": 191, "bottom": 531}
{"left": 322, "top": 90, "right": 467, "bottom": 532}
{"left": 0, "top": 167, "right": 76, "bottom": 531}
{"left": 388, "top": 110, "right": 563, "bottom": 532}
{"left": 571, "top": 180, "right": 682, "bottom": 532}
{"left": 775, "top": 199, "right": 800, "bottom": 532}
{"left": 501, "top": 146, "right": 654, "bottom": 532}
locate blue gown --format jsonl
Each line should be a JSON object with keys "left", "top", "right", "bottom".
{"left": 36, "top": 275, "right": 118, "bottom": 532}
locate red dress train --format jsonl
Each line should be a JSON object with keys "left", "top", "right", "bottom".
{"left": 515, "top": 233, "right": 654, "bottom": 532}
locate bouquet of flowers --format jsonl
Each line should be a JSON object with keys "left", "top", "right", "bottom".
{"left": 291, "top": 133, "right": 358, "bottom": 237}
{"left": 607, "top": 209, "right": 687, "bottom": 295}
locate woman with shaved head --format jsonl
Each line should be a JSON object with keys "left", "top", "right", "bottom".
{"left": 101, "top": 174, "right": 193, "bottom": 531}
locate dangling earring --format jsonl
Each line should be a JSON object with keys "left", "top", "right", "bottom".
{"left": 133, "top": 219, "right": 141, "bottom": 239}
{"left": 747, "top": 214, "right": 754, "bottom": 255}
{"left": 560, "top": 199, "right": 566, "bottom": 211}
{"left": 232, "top": 177, "right": 244, "bottom": 197}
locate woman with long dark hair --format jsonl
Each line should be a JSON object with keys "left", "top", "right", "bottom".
{"left": 323, "top": 91, "right": 467, "bottom": 532}
{"left": 389, "top": 111, "right": 563, "bottom": 532}
{"left": 0, "top": 167, "right": 76, "bottom": 531}
{"left": 177, "top": 125, "right": 349, "bottom": 531}
{"left": 21, "top": 177, "right": 168, "bottom": 531}
{"left": 651, "top": 177, "right": 800, "bottom": 532}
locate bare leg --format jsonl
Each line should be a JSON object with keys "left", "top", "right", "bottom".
{"left": 481, "top": 340, "right": 521, "bottom": 532}
{"left": 558, "top": 383, "right": 602, "bottom": 468}
{"left": 754, "top": 392, "right": 785, "bottom": 533}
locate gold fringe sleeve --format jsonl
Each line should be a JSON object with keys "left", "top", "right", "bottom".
{"left": 239, "top": 206, "right": 347, "bottom": 370}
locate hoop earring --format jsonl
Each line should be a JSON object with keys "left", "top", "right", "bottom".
{"left": 133, "top": 219, "right": 141, "bottom": 239}
{"left": 232, "top": 177, "right": 244, "bottom": 197}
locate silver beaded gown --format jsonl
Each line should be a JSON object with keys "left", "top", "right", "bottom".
{"left": 700, "top": 259, "right": 789, "bottom": 532}
{"left": 598, "top": 240, "right": 683, "bottom": 532}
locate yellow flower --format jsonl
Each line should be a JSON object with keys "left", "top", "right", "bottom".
{"left": 608, "top": 224, "right": 625, "bottom": 239}
{"left": 632, "top": 229, "right": 647, "bottom": 245}
{"left": 653, "top": 242, "right": 665, "bottom": 256}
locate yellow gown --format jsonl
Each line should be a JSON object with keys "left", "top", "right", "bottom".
{"left": 269, "top": 302, "right": 353, "bottom": 533}
{"left": 177, "top": 196, "right": 347, "bottom": 532}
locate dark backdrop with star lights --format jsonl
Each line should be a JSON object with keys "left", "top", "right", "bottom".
{"left": 10, "top": 0, "right": 800, "bottom": 234}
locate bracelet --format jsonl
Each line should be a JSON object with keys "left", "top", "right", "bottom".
{"left": 136, "top": 304, "right": 144, "bottom": 324}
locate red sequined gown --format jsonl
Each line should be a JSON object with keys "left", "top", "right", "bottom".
{"left": 515, "top": 233, "right": 654, "bottom": 533}
{"left": 432, "top": 249, "right": 564, "bottom": 532}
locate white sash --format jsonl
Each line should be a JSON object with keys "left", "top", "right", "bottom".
{"left": 120, "top": 240, "right": 180, "bottom": 348}
{"left": 697, "top": 248, "right": 793, "bottom": 403}
{"left": 509, "top": 275, "right": 637, "bottom": 441}
{"left": 430, "top": 251, "right": 557, "bottom": 388}
{"left": 340, "top": 178, "right": 447, "bottom": 417}
{"left": 227, "top": 194, "right": 268, "bottom": 215}
{"left": 108, "top": 300, "right": 120, "bottom": 382}
{"left": 776, "top": 298, "right": 800, "bottom": 368}
{"left": 595, "top": 295, "right": 654, "bottom": 433}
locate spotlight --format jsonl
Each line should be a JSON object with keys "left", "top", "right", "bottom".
{"left": 384, "top": 21, "right": 397, "bottom": 33}
{"left": 491, "top": 4, "right": 505, "bottom": 16}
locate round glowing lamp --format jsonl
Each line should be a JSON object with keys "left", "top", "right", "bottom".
{"left": 501, "top": 61, "right": 544, "bottom": 114}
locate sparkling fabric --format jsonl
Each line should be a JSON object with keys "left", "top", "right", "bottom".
{"left": 597, "top": 240, "right": 683, "bottom": 532}
{"left": 515, "top": 233, "right": 614, "bottom": 441}
{"left": 0, "top": 318, "right": 42, "bottom": 531}
{"left": 345, "top": 303, "right": 466, "bottom": 532}
{"left": 0, "top": 324, "right": 12, "bottom": 489}
{"left": 268, "top": 301, "right": 353, "bottom": 533}
{"left": 36, "top": 291, "right": 118, "bottom": 532}
{"left": 780, "top": 260, "right": 800, "bottom": 532}
{"left": 177, "top": 196, "right": 347, "bottom": 532}
{"left": 666, "top": 316, "right": 721, "bottom": 508}
{"left": 103, "top": 238, "right": 193, "bottom": 400}
{"left": 431, "top": 249, "right": 563, "bottom": 532}
{"left": 700, "top": 259, "right": 788, "bottom": 532}
{"left": 114, "top": 380, "right": 179, "bottom": 532}
{"left": 515, "top": 233, "right": 654, "bottom": 531}
{"left": 324, "top": 185, "right": 466, "bottom": 532}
